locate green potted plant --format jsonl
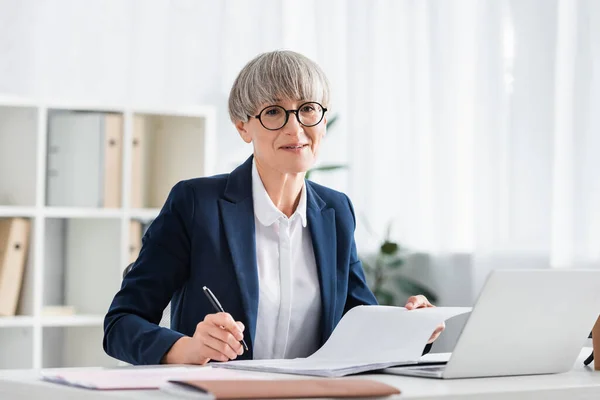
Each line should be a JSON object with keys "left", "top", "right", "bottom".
{"left": 361, "top": 222, "right": 437, "bottom": 306}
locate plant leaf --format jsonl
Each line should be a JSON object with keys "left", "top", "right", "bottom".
{"left": 309, "top": 164, "right": 347, "bottom": 173}
{"left": 305, "top": 164, "right": 347, "bottom": 180}
{"left": 395, "top": 278, "right": 438, "bottom": 303}
{"left": 380, "top": 241, "right": 399, "bottom": 255}
{"left": 326, "top": 114, "right": 339, "bottom": 130}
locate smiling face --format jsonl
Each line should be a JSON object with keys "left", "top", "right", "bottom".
{"left": 236, "top": 99, "right": 327, "bottom": 174}
{"left": 228, "top": 50, "right": 331, "bottom": 176}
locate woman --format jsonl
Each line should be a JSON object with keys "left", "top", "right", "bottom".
{"left": 103, "top": 50, "right": 443, "bottom": 365}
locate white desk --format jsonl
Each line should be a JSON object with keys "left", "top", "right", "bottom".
{"left": 0, "top": 349, "right": 598, "bottom": 400}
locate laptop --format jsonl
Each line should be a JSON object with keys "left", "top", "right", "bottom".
{"left": 385, "top": 269, "right": 600, "bottom": 379}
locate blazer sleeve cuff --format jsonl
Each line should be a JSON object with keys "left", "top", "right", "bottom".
{"left": 148, "top": 328, "right": 186, "bottom": 365}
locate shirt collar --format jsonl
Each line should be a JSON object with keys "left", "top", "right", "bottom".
{"left": 252, "top": 158, "right": 307, "bottom": 227}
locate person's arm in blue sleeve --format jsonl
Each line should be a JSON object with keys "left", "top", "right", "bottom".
{"left": 103, "top": 181, "right": 193, "bottom": 365}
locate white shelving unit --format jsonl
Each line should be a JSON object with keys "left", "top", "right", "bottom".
{"left": 0, "top": 95, "right": 216, "bottom": 369}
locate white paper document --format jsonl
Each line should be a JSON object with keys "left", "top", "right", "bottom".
{"left": 214, "top": 305, "right": 471, "bottom": 377}
{"left": 40, "top": 366, "right": 260, "bottom": 390}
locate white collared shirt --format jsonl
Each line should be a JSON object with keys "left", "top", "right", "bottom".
{"left": 251, "top": 159, "right": 322, "bottom": 360}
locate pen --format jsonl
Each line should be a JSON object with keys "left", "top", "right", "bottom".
{"left": 202, "top": 286, "right": 249, "bottom": 351}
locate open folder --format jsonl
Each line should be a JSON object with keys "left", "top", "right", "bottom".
{"left": 40, "top": 367, "right": 256, "bottom": 390}
{"left": 214, "top": 305, "right": 471, "bottom": 377}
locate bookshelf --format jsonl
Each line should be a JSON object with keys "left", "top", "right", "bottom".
{"left": 0, "top": 96, "right": 216, "bottom": 369}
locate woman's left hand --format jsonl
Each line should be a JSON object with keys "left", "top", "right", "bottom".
{"left": 405, "top": 295, "right": 445, "bottom": 344}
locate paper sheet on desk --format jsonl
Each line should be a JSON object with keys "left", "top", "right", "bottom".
{"left": 215, "top": 305, "right": 471, "bottom": 377}
{"left": 40, "top": 366, "right": 262, "bottom": 390}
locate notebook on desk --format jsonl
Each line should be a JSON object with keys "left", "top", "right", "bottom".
{"left": 214, "top": 306, "right": 471, "bottom": 377}
{"left": 161, "top": 379, "right": 401, "bottom": 399}
{"left": 40, "top": 366, "right": 257, "bottom": 390}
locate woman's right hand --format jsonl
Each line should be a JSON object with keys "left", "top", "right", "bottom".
{"left": 163, "top": 312, "right": 245, "bottom": 365}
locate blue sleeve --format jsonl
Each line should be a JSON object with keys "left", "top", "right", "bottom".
{"left": 343, "top": 194, "right": 378, "bottom": 314}
{"left": 103, "top": 181, "right": 193, "bottom": 365}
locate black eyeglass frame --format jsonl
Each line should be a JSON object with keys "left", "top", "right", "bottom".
{"left": 249, "top": 102, "right": 328, "bottom": 131}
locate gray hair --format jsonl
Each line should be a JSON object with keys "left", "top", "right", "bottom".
{"left": 228, "top": 50, "right": 331, "bottom": 123}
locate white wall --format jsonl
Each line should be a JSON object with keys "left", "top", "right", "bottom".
{"left": 0, "top": 0, "right": 350, "bottom": 194}
{"left": 2, "top": 1, "right": 599, "bottom": 319}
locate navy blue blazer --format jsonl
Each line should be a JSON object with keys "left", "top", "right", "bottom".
{"left": 103, "top": 155, "right": 379, "bottom": 365}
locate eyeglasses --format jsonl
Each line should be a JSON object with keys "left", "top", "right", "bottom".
{"left": 250, "top": 102, "right": 327, "bottom": 131}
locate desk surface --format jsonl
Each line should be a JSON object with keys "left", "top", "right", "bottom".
{"left": 0, "top": 349, "right": 598, "bottom": 400}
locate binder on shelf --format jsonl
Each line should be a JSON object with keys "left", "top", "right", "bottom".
{"left": 46, "top": 111, "right": 123, "bottom": 208}
{"left": 102, "top": 114, "right": 123, "bottom": 208}
{"left": 129, "top": 220, "right": 143, "bottom": 265}
{"left": 0, "top": 218, "right": 31, "bottom": 316}
{"left": 131, "top": 115, "right": 146, "bottom": 209}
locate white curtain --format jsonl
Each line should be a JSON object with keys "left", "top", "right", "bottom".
{"left": 336, "top": 0, "right": 600, "bottom": 298}
{"left": 2, "top": 0, "right": 599, "bottom": 299}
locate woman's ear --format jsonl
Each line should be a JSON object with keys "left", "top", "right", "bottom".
{"left": 235, "top": 120, "right": 253, "bottom": 144}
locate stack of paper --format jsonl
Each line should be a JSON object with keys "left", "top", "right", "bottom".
{"left": 41, "top": 366, "right": 259, "bottom": 390}
{"left": 215, "top": 305, "right": 471, "bottom": 377}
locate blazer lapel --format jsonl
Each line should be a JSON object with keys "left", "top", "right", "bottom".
{"left": 219, "top": 156, "right": 259, "bottom": 355}
{"left": 218, "top": 158, "right": 339, "bottom": 352}
{"left": 306, "top": 182, "right": 337, "bottom": 344}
